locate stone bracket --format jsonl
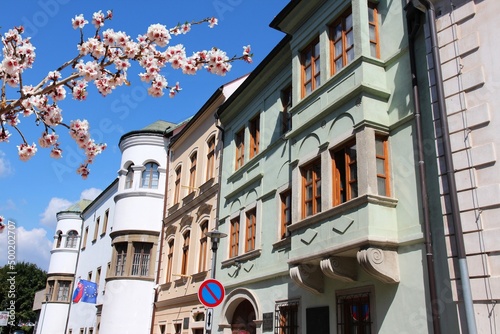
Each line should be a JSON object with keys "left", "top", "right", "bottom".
{"left": 357, "top": 247, "right": 400, "bottom": 284}
{"left": 320, "top": 257, "right": 358, "bottom": 282}
{"left": 289, "top": 264, "right": 324, "bottom": 295}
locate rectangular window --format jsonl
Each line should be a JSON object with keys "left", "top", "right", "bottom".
{"left": 369, "top": 4, "right": 380, "bottom": 59}
{"left": 301, "top": 37, "right": 320, "bottom": 97}
{"left": 281, "top": 86, "right": 292, "bottom": 134}
{"left": 280, "top": 190, "right": 292, "bottom": 239}
{"left": 330, "top": 9, "right": 354, "bottom": 75}
{"left": 235, "top": 128, "right": 245, "bottom": 170}
{"left": 199, "top": 222, "right": 208, "bottom": 272}
{"left": 115, "top": 243, "right": 127, "bottom": 276}
{"left": 131, "top": 242, "right": 152, "bottom": 276}
{"left": 88, "top": 271, "right": 92, "bottom": 281}
{"left": 47, "top": 281, "right": 55, "bottom": 301}
{"left": 181, "top": 232, "right": 190, "bottom": 276}
{"left": 332, "top": 141, "right": 357, "bottom": 206}
{"left": 275, "top": 300, "right": 299, "bottom": 334}
{"left": 302, "top": 159, "right": 322, "bottom": 218}
{"left": 230, "top": 217, "right": 240, "bottom": 258}
{"left": 376, "top": 136, "right": 390, "bottom": 196}
{"left": 189, "top": 152, "right": 197, "bottom": 192}
{"left": 57, "top": 280, "right": 70, "bottom": 302}
{"left": 82, "top": 226, "right": 89, "bottom": 250}
{"left": 174, "top": 166, "right": 182, "bottom": 204}
{"left": 166, "top": 240, "right": 174, "bottom": 282}
{"left": 337, "top": 292, "right": 372, "bottom": 333}
{"left": 206, "top": 136, "right": 216, "bottom": 180}
{"left": 245, "top": 208, "right": 256, "bottom": 252}
{"left": 96, "top": 267, "right": 101, "bottom": 285}
{"left": 101, "top": 209, "right": 109, "bottom": 235}
{"left": 249, "top": 114, "right": 260, "bottom": 159}
{"left": 93, "top": 217, "right": 100, "bottom": 241}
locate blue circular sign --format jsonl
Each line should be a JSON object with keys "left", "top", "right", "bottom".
{"left": 198, "top": 279, "right": 225, "bottom": 307}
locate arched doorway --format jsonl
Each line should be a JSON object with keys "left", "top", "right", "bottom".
{"left": 231, "top": 300, "right": 256, "bottom": 334}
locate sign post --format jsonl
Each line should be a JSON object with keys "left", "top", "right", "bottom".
{"left": 205, "top": 308, "right": 213, "bottom": 331}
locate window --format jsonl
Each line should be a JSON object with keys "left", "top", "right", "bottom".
{"left": 206, "top": 136, "right": 216, "bottom": 180}
{"left": 115, "top": 243, "right": 127, "bottom": 276}
{"left": 376, "top": 136, "right": 390, "bottom": 196}
{"left": 66, "top": 230, "right": 78, "bottom": 248}
{"left": 369, "top": 4, "right": 380, "bottom": 59}
{"left": 159, "top": 325, "right": 166, "bottom": 334}
{"left": 332, "top": 141, "right": 357, "bottom": 206}
{"left": 275, "top": 300, "right": 299, "bottom": 334}
{"left": 101, "top": 209, "right": 109, "bottom": 235}
{"left": 47, "top": 281, "right": 55, "bottom": 301}
{"left": 337, "top": 291, "right": 372, "bottom": 333}
{"left": 88, "top": 271, "right": 92, "bottom": 281}
{"left": 93, "top": 217, "right": 100, "bottom": 241}
{"left": 302, "top": 159, "right": 322, "bottom": 218}
{"left": 56, "top": 231, "right": 62, "bottom": 248}
{"left": 281, "top": 86, "right": 292, "bottom": 134}
{"left": 280, "top": 190, "right": 292, "bottom": 239}
{"left": 235, "top": 128, "right": 245, "bottom": 170}
{"left": 230, "top": 217, "right": 240, "bottom": 258}
{"left": 131, "top": 242, "right": 152, "bottom": 276}
{"left": 174, "top": 166, "right": 182, "bottom": 204}
{"left": 141, "top": 162, "right": 159, "bottom": 189}
{"left": 198, "top": 222, "right": 208, "bottom": 272}
{"left": 125, "top": 165, "right": 134, "bottom": 189}
{"left": 166, "top": 239, "right": 174, "bottom": 282}
{"left": 82, "top": 226, "right": 89, "bottom": 250}
{"left": 96, "top": 267, "right": 101, "bottom": 285}
{"left": 174, "top": 324, "right": 182, "bottom": 334}
{"left": 249, "top": 115, "right": 260, "bottom": 159}
{"left": 189, "top": 152, "right": 197, "bottom": 192}
{"left": 245, "top": 208, "right": 256, "bottom": 252}
{"left": 330, "top": 9, "right": 354, "bottom": 75}
{"left": 181, "top": 231, "right": 190, "bottom": 276}
{"left": 57, "top": 280, "right": 71, "bottom": 302}
{"left": 301, "top": 37, "right": 320, "bottom": 97}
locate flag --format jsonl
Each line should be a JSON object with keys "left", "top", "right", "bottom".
{"left": 72, "top": 279, "right": 98, "bottom": 304}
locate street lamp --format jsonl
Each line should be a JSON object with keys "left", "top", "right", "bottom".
{"left": 205, "top": 229, "right": 227, "bottom": 279}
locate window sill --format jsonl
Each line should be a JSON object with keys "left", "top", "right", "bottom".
{"left": 272, "top": 236, "right": 291, "bottom": 250}
{"left": 221, "top": 248, "right": 261, "bottom": 268}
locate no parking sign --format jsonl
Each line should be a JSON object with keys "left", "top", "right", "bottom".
{"left": 198, "top": 279, "right": 225, "bottom": 308}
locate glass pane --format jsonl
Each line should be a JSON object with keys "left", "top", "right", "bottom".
{"left": 335, "top": 58, "right": 343, "bottom": 71}
{"left": 306, "top": 185, "right": 312, "bottom": 199}
{"left": 368, "top": 7, "right": 374, "bottom": 22}
{"left": 378, "top": 177, "right": 386, "bottom": 195}
{"left": 377, "top": 158, "right": 385, "bottom": 175}
{"left": 306, "top": 203, "right": 312, "bottom": 216}
{"left": 347, "top": 48, "right": 355, "bottom": 62}
{"left": 305, "top": 66, "right": 311, "bottom": 81}
{"left": 376, "top": 139, "right": 384, "bottom": 155}
{"left": 349, "top": 145, "right": 357, "bottom": 160}
{"left": 314, "top": 42, "right": 320, "bottom": 57}
{"left": 346, "top": 31, "right": 354, "bottom": 48}
{"left": 305, "top": 82, "right": 312, "bottom": 94}
{"left": 334, "top": 24, "right": 343, "bottom": 40}
{"left": 316, "top": 180, "right": 321, "bottom": 196}
{"left": 304, "top": 50, "right": 311, "bottom": 66}
{"left": 314, "top": 59, "right": 320, "bottom": 75}
{"left": 316, "top": 198, "right": 322, "bottom": 212}
{"left": 371, "top": 43, "right": 378, "bottom": 58}
{"left": 315, "top": 75, "right": 321, "bottom": 89}
{"left": 346, "top": 14, "right": 353, "bottom": 30}
{"left": 335, "top": 41, "right": 343, "bottom": 57}
{"left": 369, "top": 25, "right": 376, "bottom": 41}
{"left": 351, "top": 183, "right": 358, "bottom": 198}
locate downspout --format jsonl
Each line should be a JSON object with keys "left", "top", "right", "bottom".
{"left": 412, "top": 1, "right": 477, "bottom": 333}
{"left": 405, "top": 4, "right": 441, "bottom": 333}
{"left": 150, "top": 129, "right": 173, "bottom": 334}
{"left": 214, "top": 112, "right": 224, "bottom": 232}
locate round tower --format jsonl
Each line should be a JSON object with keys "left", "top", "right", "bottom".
{"left": 38, "top": 200, "right": 90, "bottom": 334}
{"left": 99, "top": 121, "right": 173, "bottom": 333}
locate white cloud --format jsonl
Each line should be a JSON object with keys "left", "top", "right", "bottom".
{"left": 40, "top": 197, "right": 73, "bottom": 227}
{"left": 0, "top": 151, "right": 13, "bottom": 177}
{"left": 80, "top": 188, "right": 102, "bottom": 201}
{"left": 0, "top": 225, "right": 52, "bottom": 271}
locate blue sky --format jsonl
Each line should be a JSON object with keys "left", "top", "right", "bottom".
{"left": 0, "top": 0, "right": 289, "bottom": 270}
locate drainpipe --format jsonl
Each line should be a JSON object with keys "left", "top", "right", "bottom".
{"left": 410, "top": 1, "right": 477, "bottom": 333}
{"left": 405, "top": 4, "right": 441, "bottom": 333}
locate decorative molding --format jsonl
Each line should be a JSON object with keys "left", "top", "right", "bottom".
{"left": 357, "top": 247, "right": 399, "bottom": 283}
{"left": 320, "top": 257, "right": 357, "bottom": 282}
{"left": 289, "top": 264, "right": 324, "bottom": 294}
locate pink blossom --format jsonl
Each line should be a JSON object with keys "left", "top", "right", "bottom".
{"left": 0, "top": 130, "right": 11, "bottom": 143}
{"left": 50, "top": 147, "right": 63, "bottom": 159}
{"left": 208, "top": 17, "right": 218, "bottom": 28}
{"left": 72, "top": 14, "right": 88, "bottom": 29}
{"left": 92, "top": 10, "right": 106, "bottom": 29}
{"left": 77, "top": 164, "right": 90, "bottom": 179}
{"left": 17, "top": 143, "right": 37, "bottom": 161}
{"left": 147, "top": 24, "right": 171, "bottom": 47}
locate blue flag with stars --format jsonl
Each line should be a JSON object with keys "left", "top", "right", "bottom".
{"left": 72, "top": 279, "right": 98, "bottom": 304}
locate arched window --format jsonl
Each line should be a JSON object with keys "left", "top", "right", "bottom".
{"left": 55, "top": 231, "right": 62, "bottom": 248}
{"left": 65, "top": 230, "right": 78, "bottom": 248}
{"left": 125, "top": 165, "right": 134, "bottom": 189}
{"left": 189, "top": 152, "right": 197, "bottom": 193}
{"left": 141, "top": 162, "right": 159, "bottom": 189}
{"left": 198, "top": 221, "right": 208, "bottom": 272}
{"left": 206, "top": 136, "right": 216, "bottom": 181}
{"left": 181, "top": 231, "right": 190, "bottom": 276}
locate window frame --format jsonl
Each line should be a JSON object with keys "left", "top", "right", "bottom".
{"left": 275, "top": 300, "right": 299, "bottom": 334}
{"left": 330, "top": 8, "right": 354, "bottom": 76}
{"left": 336, "top": 289, "right": 373, "bottom": 333}
{"left": 82, "top": 226, "right": 89, "bottom": 250}
{"left": 181, "top": 231, "right": 190, "bottom": 276}
{"left": 125, "top": 165, "right": 134, "bottom": 189}
{"left": 198, "top": 221, "right": 208, "bottom": 272}
{"left": 281, "top": 85, "right": 292, "bottom": 134}
{"left": 189, "top": 152, "right": 198, "bottom": 192}
{"left": 131, "top": 242, "right": 152, "bottom": 277}
{"left": 235, "top": 128, "right": 245, "bottom": 170}
{"left": 301, "top": 37, "right": 321, "bottom": 97}
{"left": 93, "top": 216, "right": 100, "bottom": 242}
{"left": 101, "top": 209, "right": 109, "bottom": 236}
{"left": 280, "top": 189, "right": 292, "bottom": 239}
{"left": 174, "top": 166, "right": 182, "bottom": 204}
{"left": 301, "top": 158, "right": 322, "bottom": 218}
{"left": 368, "top": 3, "right": 380, "bottom": 59}
{"left": 166, "top": 239, "right": 174, "bottom": 283}
{"left": 245, "top": 208, "right": 257, "bottom": 252}
{"left": 56, "top": 280, "right": 71, "bottom": 302}
{"left": 332, "top": 140, "right": 358, "bottom": 206}
{"left": 249, "top": 114, "right": 260, "bottom": 159}
{"left": 65, "top": 230, "right": 78, "bottom": 248}
{"left": 229, "top": 216, "right": 240, "bottom": 258}
{"left": 206, "top": 136, "right": 216, "bottom": 180}
{"left": 375, "top": 136, "right": 390, "bottom": 197}
{"left": 141, "top": 162, "right": 160, "bottom": 189}
{"left": 114, "top": 242, "right": 127, "bottom": 277}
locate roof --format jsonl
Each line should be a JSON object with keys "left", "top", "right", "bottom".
{"left": 64, "top": 199, "right": 92, "bottom": 212}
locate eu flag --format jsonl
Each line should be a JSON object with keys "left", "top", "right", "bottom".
{"left": 72, "top": 279, "right": 98, "bottom": 304}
